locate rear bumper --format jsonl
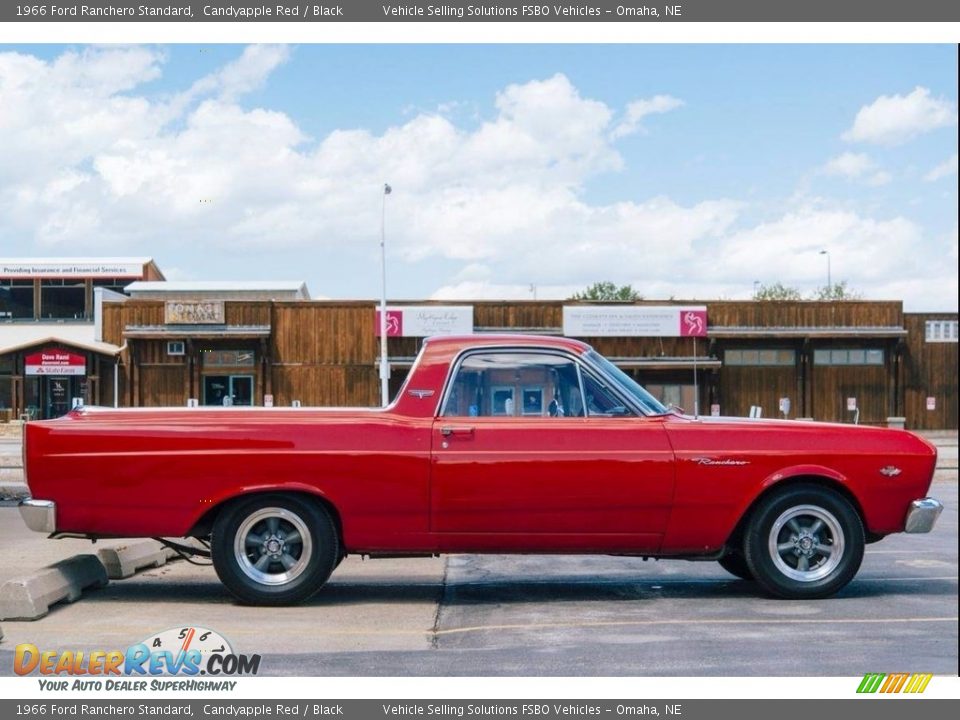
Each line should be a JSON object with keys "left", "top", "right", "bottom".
{"left": 19, "top": 498, "right": 56, "bottom": 533}
{"left": 904, "top": 498, "right": 943, "bottom": 534}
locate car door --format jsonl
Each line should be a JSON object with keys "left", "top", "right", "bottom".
{"left": 429, "top": 349, "right": 675, "bottom": 552}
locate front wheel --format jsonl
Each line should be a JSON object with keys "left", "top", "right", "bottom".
{"left": 743, "top": 485, "right": 864, "bottom": 599}
{"left": 212, "top": 494, "right": 339, "bottom": 605}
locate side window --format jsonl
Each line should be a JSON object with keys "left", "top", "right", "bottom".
{"left": 442, "top": 352, "right": 584, "bottom": 418}
{"left": 581, "top": 371, "right": 634, "bottom": 417}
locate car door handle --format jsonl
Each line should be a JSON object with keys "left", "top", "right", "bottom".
{"left": 440, "top": 426, "right": 475, "bottom": 437}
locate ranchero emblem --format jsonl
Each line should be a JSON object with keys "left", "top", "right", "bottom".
{"left": 692, "top": 457, "right": 750, "bottom": 466}
{"left": 879, "top": 466, "right": 902, "bottom": 477}
{"left": 407, "top": 389, "right": 435, "bottom": 399}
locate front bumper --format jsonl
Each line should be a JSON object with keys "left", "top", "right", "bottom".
{"left": 904, "top": 498, "right": 943, "bottom": 533}
{"left": 19, "top": 499, "right": 56, "bottom": 533}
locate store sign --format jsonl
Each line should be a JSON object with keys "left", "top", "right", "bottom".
{"left": 375, "top": 306, "right": 474, "bottom": 337}
{"left": 926, "top": 397, "right": 936, "bottom": 411}
{"left": 165, "top": 300, "right": 225, "bottom": 324}
{"left": 0, "top": 262, "right": 144, "bottom": 278}
{"left": 563, "top": 306, "right": 708, "bottom": 337}
{"left": 25, "top": 350, "right": 86, "bottom": 376}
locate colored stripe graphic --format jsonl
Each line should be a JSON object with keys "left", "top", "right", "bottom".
{"left": 857, "top": 673, "right": 932, "bottom": 693}
{"left": 857, "top": 674, "right": 885, "bottom": 693}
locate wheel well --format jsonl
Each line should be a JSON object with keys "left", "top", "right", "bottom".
{"left": 725, "top": 475, "right": 870, "bottom": 551}
{"left": 188, "top": 490, "right": 344, "bottom": 546}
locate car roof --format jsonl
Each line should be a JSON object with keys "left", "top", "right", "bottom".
{"left": 423, "top": 333, "right": 592, "bottom": 353}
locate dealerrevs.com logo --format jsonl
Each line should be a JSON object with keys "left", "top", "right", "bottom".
{"left": 15, "top": 626, "right": 260, "bottom": 690}
{"left": 857, "top": 673, "right": 933, "bottom": 694}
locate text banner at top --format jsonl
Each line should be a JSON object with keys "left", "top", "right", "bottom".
{"left": 4, "top": 0, "right": 960, "bottom": 23}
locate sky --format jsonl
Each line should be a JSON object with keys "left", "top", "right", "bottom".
{"left": 0, "top": 44, "right": 956, "bottom": 310}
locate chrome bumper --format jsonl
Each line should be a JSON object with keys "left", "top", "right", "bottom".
{"left": 904, "top": 498, "right": 943, "bottom": 534}
{"left": 19, "top": 499, "right": 56, "bottom": 533}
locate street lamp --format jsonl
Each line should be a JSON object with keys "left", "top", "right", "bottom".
{"left": 752, "top": 280, "right": 760, "bottom": 297}
{"left": 379, "top": 183, "right": 391, "bottom": 407}
{"left": 819, "top": 250, "right": 831, "bottom": 296}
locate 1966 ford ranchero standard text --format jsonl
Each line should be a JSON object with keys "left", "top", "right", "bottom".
{"left": 19, "top": 334, "right": 943, "bottom": 605}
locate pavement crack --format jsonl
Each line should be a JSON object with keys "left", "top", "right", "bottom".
{"left": 429, "top": 555, "right": 450, "bottom": 650}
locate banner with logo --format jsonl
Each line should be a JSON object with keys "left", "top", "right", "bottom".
{"left": 563, "top": 306, "right": 708, "bottom": 338}
{"left": 375, "top": 306, "right": 474, "bottom": 337}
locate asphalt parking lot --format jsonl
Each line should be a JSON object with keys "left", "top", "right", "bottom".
{"left": 0, "top": 436, "right": 956, "bottom": 676}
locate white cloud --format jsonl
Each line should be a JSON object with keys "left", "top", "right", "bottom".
{"left": 924, "top": 153, "right": 958, "bottom": 182}
{"left": 843, "top": 86, "right": 958, "bottom": 145}
{"left": 821, "top": 152, "right": 891, "bottom": 187}
{"left": 611, "top": 95, "right": 684, "bottom": 139}
{"left": 823, "top": 152, "right": 874, "bottom": 178}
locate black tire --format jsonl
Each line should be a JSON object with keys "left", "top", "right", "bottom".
{"left": 743, "top": 484, "right": 864, "bottom": 599}
{"left": 718, "top": 552, "right": 754, "bottom": 580}
{"left": 212, "top": 494, "right": 339, "bottom": 606}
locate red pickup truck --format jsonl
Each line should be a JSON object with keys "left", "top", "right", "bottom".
{"left": 19, "top": 334, "right": 942, "bottom": 605}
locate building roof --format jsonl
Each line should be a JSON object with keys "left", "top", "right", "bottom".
{"left": 0, "top": 323, "right": 122, "bottom": 356}
{"left": 124, "top": 281, "right": 310, "bottom": 300}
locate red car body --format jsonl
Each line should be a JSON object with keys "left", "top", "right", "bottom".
{"left": 20, "top": 334, "right": 942, "bottom": 602}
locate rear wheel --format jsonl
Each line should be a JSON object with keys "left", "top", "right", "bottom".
{"left": 718, "top": 552, "right": 754, "bottom": 580}
{"left": 212, "top": 494, "right": 339, "bottom": 606}
{"left": 743, "top": 484, "right": 864, "bottom": 599}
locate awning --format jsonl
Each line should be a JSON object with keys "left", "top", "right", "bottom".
{"left": 124, "top": 324, "right": 272, "bottom": 339}
{"left": 607, "top": 357, "right": 722, "bottom": 370}
{"left": 0, "top": 323, "right": 121, "bottom": 356}
{"left": 708, "top": 326, "right": 907, "bottom": 339}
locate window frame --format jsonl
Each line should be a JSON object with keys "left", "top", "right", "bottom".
{"left": 436, "top": 346, "right": 645, "bottom": 419}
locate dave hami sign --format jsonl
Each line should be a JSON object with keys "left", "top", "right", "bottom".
{"left": 563, "top": 305, "right": 708, "bottom": 337}
{"left": 25, "top": 350, "right": 86, "bottom": 376}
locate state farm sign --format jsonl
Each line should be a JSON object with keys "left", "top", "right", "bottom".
{"left": 25, "top": 350, "right": 86, "bottom": 376}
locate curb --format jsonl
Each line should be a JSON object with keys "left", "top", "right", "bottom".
{"left": 97, "top": 541, "right": 182, "bottom": 580}
{"left": 0, "top": 483, "right": 29, "bottom": 501}
{"left": 0, "top": 554, "right": 109, "bottom": 621}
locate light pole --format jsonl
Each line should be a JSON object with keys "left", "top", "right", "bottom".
{"left": 819, "top": 250, "right": 831, "bottom": 297}
{"left": 379, "top": 183, "right": 391, "bottom": 407}
{"left": 752, "top": 280, "right": 760, "bottom": 298}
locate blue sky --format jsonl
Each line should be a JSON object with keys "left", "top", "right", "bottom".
{"left": 1, "top": 44, "right": 957, "bottom": 309}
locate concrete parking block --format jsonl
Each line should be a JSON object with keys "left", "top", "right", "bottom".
{"left": 0, "top": 482, "right": 29, "bottom": 501}
{"left": 97, "top": 541, "right": 181, "bottom": 579}
{"left": 0, "top": 554, "right": 108, "bottom": 621}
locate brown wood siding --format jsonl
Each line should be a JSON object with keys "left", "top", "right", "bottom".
{"left": 810, "top": 365, "right": 889, "bottom": 425}
{"left": 720, "top": 366, "right": 799, "bottom": 419}
{"left": 903, "top": 313, "right": 959, "bottom": 430}
{"left": 96, "top": 298, "right": 956, "bottom": 428}
{"left": 137, "top": 366, "right": 187, "bottom": 407}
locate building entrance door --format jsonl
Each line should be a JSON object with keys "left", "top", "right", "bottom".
{"left": 203, "top": 375, "right": 254, "bottom": 406}
{"left": 45, "top": 376, "right": 73, "bottom": 418}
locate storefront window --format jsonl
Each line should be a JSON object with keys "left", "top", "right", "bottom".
{"left": 0, "top": 280, "right": 35, "bottom": 319}
{"left": 40, "top": 280, "right": 86, "bottom": 319}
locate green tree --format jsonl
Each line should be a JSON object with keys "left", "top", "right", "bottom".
{"left": 811, "top": 280, "right": 863, "bottom": 301}
{"left": 753, "top": 282, "right": 802, "bottom": 301}
{"left": 570, "top": 281, "right": 643, "bottom": 302}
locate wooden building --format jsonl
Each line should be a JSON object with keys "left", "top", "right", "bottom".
{"left": 96, "top": 297, "right": 958, "bottom": 430}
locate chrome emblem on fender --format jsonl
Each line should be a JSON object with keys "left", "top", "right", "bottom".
{"left": 879, "top": 466, "right": 902, "bottom": 477}
{"left": 692, "top": 457, "right": 750, "bottom": 466}
{"left": 407, "top": 389, "right": 435, "bottom": 399}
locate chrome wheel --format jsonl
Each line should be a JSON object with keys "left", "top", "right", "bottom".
{"left": 767, "top": 504, "right": 844, "bottom": 583}
{"left": 233, "top": 507, "right": 313, "bottom": 586}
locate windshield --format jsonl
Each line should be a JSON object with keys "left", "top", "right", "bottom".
{"left": 585, "top": 350, "right": 669, "bottom": 416}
